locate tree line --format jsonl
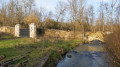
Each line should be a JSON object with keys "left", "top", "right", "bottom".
{"left": 0, "top": 0, "right": 120, "bottom": 32}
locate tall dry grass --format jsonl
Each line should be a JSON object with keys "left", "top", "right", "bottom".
{"left": 105, "top": 26, "right": 120, "bottom": 67}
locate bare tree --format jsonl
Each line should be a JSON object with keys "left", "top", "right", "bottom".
{"left": 98, "top": 2, "right": 105, "bottom": 32}
{"left": 0, "top": 2, "right": 7, "bottom": 26}
{"left": 38, "top": 7, "right": 45, "bottom": 22}
{"left": 78, "top": 0, "right": 86, "bottom": 43}
{"left": 7, "top": 0, "right": 16, "bottom": 26}
{"left": 88, "top": 6, "right": 94, "bottom": 32}
{"left": 22, "top": 0, "right": 35, "bottom": 17}
{"left": 104, "top": 3, "right": 110, "bottom": 25}
{"left": 39, "top": 7, "right": 48, "bottom": 22}
{"left": 116, "top": 2, "right": 120, "bottom": 24}
{"left": 55, "top": 1, "right": 67, "bottom": 23}
{"left": 15, "top": 0, "right": 24, "bottom": 24}
{"left": 110, "top": 0, "right": 117, "bottom": 31}
{"left": 68, "top": 0, "right": 78, "bottom": 39}
{"left": 28, "top": 0, "right": 35, "bottom": 14}
{"left": 67, "top": 0, "right": 86, "bottom": 41}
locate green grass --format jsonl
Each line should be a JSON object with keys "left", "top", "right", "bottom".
{"left": 1, "top": 35, "right": 14, "bottom": 39}
{"left": 0, "top": 38, "right": 35, "bottom": 61}
{"left": 0, "top": 32, "right": 14, "bottom": 39}
{"left": 0, "top": 38, "right": 81, "bottom": 66}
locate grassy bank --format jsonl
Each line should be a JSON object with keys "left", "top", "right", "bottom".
{"left": 0, "top": 38, "right": 81, "bottom": 66}
{"left": 0, "top": 32, "right": 14, "bottom": 40}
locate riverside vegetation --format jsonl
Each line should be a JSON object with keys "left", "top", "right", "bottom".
{"left": 105, "top": 26, "right": 120, "bottom": 67}
{"left": 0, "top": 36, "right": 81, "bottom": 67}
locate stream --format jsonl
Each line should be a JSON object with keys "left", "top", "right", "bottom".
{"left": 57, "top": 40, "right": 109, "bottom": 67}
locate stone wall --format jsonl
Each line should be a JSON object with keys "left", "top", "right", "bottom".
{"left": 0, "top": 23, "right": 37, "bottom": 38}
{"left": 0, "top": 26, "right": 15, "bottom": 35}
{"left": 0, "top": 25, "right": 104, "bottom": 41}
{"left": 86, "top": 32, "right": 104, "bottom": 42}
{"left": 44, "top": 29, "right": 104, "bottom": 41}
{"left": 44, "top": 29, "right": 82, "bottom": 40}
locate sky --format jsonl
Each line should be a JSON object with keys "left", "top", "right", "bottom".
{"left": 0, "top": 0, "right": 114, "bottom": 21}
{"left": 0, "top": 0, "right": 112, "bottom": 11}
{"left": 34, "top": 0, "right": 113, "bottom": 20}
{"left": 0, "top": 0, "right": 116, "bottom": 21}
{"left": 35, "top": 0, "right": 112, "bottom": 12}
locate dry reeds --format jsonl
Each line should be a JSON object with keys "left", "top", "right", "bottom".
{"left": 105, "top": 26, "right": 120, "bottom": 67}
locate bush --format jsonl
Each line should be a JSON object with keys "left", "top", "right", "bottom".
{"left": 105, "top": 27, "right": 120, "bottom": 67}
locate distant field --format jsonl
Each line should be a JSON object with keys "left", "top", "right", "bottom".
{"left": 0, "top": 37, "right": 81, "bottom": 66}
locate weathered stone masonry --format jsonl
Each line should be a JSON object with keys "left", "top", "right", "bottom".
{"left": 29, "top": 23, "right": 36, "bottom": 38}
{"left": 14, "top": 23, "right": 36, "bottom": 38}
{"left": 15, "top": 24, "right": 21, "bottom": 37}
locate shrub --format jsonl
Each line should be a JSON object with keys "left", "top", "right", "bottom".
{"left": 105, "top": 26, "right": 120, "bottom": 67}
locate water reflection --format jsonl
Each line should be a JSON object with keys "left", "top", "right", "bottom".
{"left": 57, "top": 40, "right": 108, "bottom": 67}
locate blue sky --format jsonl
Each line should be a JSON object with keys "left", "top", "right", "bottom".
{"left": 0, "top": 0, "right": 114, "bottom": 19}
{"left": 0, "top": 0, "right": 112, "bottom": 11}
{"left": 35, "top": 0, "right": 111, "bottom": 12}
{"left": 0, "top": 0, "right": 115, "bottom": 21}
{"left": 34, "top": 0, "right": 112, "bottom": 19}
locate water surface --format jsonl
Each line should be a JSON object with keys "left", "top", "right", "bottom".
{"left": 57, "top": 40, "right": 108, "bottom": 67}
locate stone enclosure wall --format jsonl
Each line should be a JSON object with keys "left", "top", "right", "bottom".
{"left": 0, "top": 24, "right": 104, "bottom": 41}
{"left": 44, "top": 29, "right": 104, "bottom": 41}
{"left": 44, "top": 29, "right": 82, "bottom": 40}
{"left": 0, "top": 26, "right": 15, "bottom": 35}
{"left": 0, "top": 23, "right": 36, "bottom": 38}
